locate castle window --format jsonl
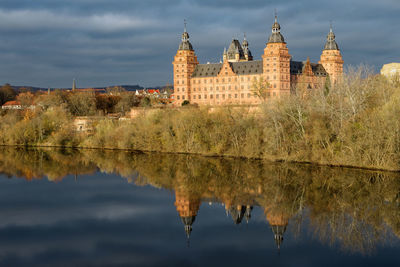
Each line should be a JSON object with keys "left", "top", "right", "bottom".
{"left": 210, "top": 94, "right": 213, "bottom": 99}
{"left": 274, "top": 84, "right": 277, "bottom": 88}
{"left": 228, "top": 86, "right": 231, "bottom": 90}
{"left": 222, "top": 78, "right": 225, "bottom": 82}
{"left": 193, "top": 95, "right": 196, "bottom": 99}
{"left": 204, "top": 95, "right": 207, "bottom": 99}
{"left": 177, "top": 88, "right": 180, "bottom": 92}
{"left": 183, "top": 95, "right": 185, "bottom": 100}
{"left": 177, "top": 96, "right": 180, "bottom": 100}
{"left": 273, "top": 92, "right": 276, "bottom": 96}
{"left": 216, "top": 86, "right": 219, "bottom": 91}
{"left": 235, "top": 86, "right": 237, "bottom": 90}
{"left": 216, "top": 94, "right": 219, "bottom": 99}
{"left": 235, "top": 94, "right": 238, "bottom": 98}
{"left": 247, "top": 93, "right": 251, "bottom": 98}
{"left": 228, "top": 94, "right": 231, "bottom": 98}
{"left": 199, "top": 95, "right": 201, "bottom": 99}
{"left": 228, "top": 78, "right": 231, "bottom": 82}
{"left": 222, "top": 94, "right": 225, "bottom": 99}
{"left": 241, "top": 93, "right": 244, "bottom": 98}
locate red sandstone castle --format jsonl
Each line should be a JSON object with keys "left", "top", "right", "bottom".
{"left": 172, "top": 16, "right": 344, "bottom": 106}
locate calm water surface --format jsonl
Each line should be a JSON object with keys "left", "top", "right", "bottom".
{"left": 0, "top": 148, "right": 399, "bottom": 266}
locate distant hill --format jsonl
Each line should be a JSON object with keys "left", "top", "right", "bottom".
{"left": 9, "top": 84, "right": 145, "bottom": 92}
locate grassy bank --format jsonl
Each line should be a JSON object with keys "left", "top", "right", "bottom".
{"left": 1, "top": 66, "right": 400, "bottom": 170}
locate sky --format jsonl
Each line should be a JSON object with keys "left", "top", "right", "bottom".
{"left": 0, "top": 0, "right": 399, "bottom": 88}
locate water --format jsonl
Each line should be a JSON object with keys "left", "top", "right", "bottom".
{"left": 0, "top": 148, "right": 399, "bottom": 266}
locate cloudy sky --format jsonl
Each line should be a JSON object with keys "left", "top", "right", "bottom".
{"left": 0, "top": 0, "right": 399, "bottom": 88}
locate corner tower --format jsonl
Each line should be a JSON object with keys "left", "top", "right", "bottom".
{"left": 262, "top": 15, "right": 291, "bottom": 96}
{"left": 319, "top": 26, "right": 344, "bottom": 84}
{"left": 172, "top": 21, "right": 199, "bottom": 106}
{"left": 174, "top": 191, "right": 200, "bottom": 241}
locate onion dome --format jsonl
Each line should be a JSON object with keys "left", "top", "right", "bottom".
{"left": 178, "top": 20, "right": 194, "bottom": 51}
{"left": 242, "top": 34, "right": 252, "bottom": 59}
{"left": 324, "top": 26, "right": 339, "bottom": 50}
{"left": 242, "top": 33, "right": 249, "bottom": 47}
{"left": 227, "top": 39, "right": 245, "bottom": 60}
{"left": 268, "top": 15, "right": 285, "bottom": 43}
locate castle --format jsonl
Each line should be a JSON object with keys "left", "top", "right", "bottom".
{"left": 172, "top": 16, "right": 343, "bottom": 106}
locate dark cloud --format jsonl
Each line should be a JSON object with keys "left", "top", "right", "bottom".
{"left": 0, "top": 0, "right": 399, "bottom": 88}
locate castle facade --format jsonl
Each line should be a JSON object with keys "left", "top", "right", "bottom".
{"left": 172, "top": 16, "right": 343, "bottom": 106}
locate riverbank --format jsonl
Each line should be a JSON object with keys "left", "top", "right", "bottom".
{"left": 0, "top": 67, "right": 400, "bottom": 171}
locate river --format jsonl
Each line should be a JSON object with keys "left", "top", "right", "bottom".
{"left": 0, "top": 148, "right": 399, "bottom": 266}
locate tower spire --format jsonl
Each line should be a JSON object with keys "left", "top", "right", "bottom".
{"left": 178, "top": 19, "right": 193, "bottom": 50}
{"left": 324, "top": 23, "right": 339, "bottom": 50}
{"left": 268, "top": 11, "right": 285, "bottom": 43}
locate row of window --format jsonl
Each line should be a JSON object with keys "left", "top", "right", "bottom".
{"left": 176, "top": 92, "right": 277, "bottom": 100}
{"left": 176, "top": 85, "right": 250, "bottom": 92}
{"left": 176, "top": 82, "right": 291, "bottom": 92}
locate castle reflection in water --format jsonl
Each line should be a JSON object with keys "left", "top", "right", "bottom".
{"left": 174, "top": 183, "right": 289, "bottom": 249}
{"left": 1, "top": 148, "right": 400, "bottom": 254}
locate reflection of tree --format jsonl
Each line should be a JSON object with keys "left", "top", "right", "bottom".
{"left": 0, "top": 148, "right": 399, "bottom": 254}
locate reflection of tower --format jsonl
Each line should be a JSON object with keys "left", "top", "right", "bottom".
{"left": 227, "top": 205, "right": 253, "bottom": 224}
{"left": 245, "top": 205, "right": 253, "bottom": 223}
{"left": 174, "top": 191, "right": 200, "bottom": 240}
{"left": 228, "top": 205, "right": 246, "bottom": 224}
{"left": 265, "top": 207, "right": 289, "bottom": 250}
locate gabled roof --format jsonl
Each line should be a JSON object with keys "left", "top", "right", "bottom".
{"left": 191, "top": 60, "right": 327, "bottom": 78}
{"left": 2, "top": 100, "right": 21, "bottom": 106}
{"left": 231, "top": 61, "right": 263, "bottom": 75}
{"left": 290, "top": 61, "right": 328, "bottom": 77}
{"left": 191, "top": 60, "right": 263, "bottom": 78}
